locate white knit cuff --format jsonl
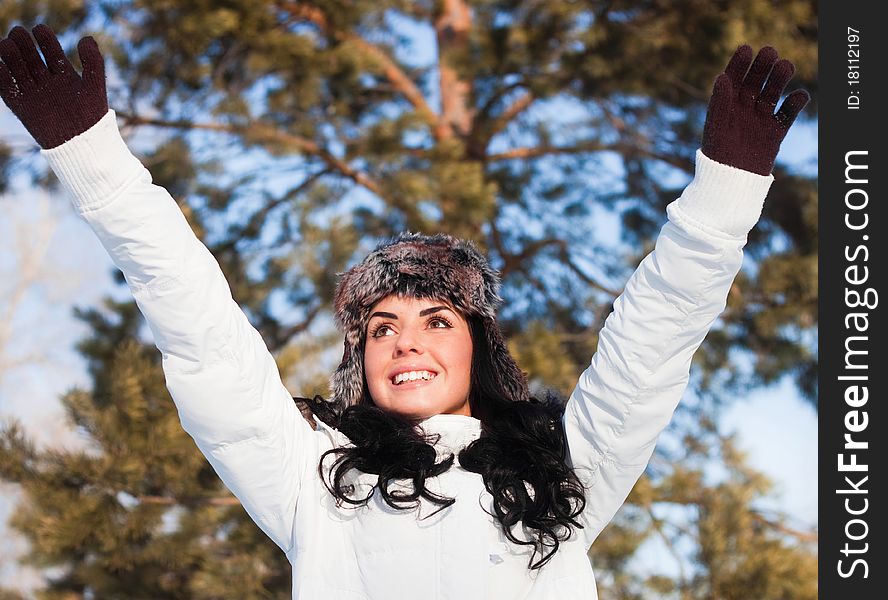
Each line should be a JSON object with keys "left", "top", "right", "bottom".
{"left": 40, "top": 109, "right": 145, "bottom": 213}
{"left": 666, "top": 149, "right": 774, "bottom": 242}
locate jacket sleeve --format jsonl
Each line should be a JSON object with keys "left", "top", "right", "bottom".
{"left": 562, "top": 149, "right": 775, "bottom": 548}
{"left": 41, "top": 109, "right": 318, "bottom": 554}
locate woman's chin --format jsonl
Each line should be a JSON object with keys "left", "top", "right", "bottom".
{"left": 374, "top": 395, "right": 451, "bottom": 420}
{"left": 382, "top": 400, "right": 438, "bottom": 420}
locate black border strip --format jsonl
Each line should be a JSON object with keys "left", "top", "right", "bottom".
{"left": 819, "top": 2, "right": 886, "bottom": 595}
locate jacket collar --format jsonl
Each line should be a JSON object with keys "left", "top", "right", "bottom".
{"left": 418, "top": 413, "right": 482, "bottom": 459}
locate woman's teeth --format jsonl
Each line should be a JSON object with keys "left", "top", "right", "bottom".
{"left": 392, "top": 370, "right": 437, "bottom": 385}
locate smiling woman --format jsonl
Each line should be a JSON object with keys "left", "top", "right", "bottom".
{"left": 294, "top": 232, "right": 588, "bottom": 572}
{"left": 363, "top": 296, "right": 474, "bottom": 419}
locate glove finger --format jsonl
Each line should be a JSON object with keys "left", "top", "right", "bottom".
{"left": 8, "top": 26, "right": 48, "bottom": 84}
{"left": 704, "top": 73, "right": 733, "bottom": 133}
{"left": 775, "top": 89, "right": 811, "bottom": 131}
{"left": 78, "top": 36, "right": 106, "bottom": 96}
{"left": 0, "top": 38, "right": 34, "bottom": 88}
{"left": 740, "top": 46, "right": 778, "bottom": 102}
{"left": 723, "top": 44, "right": 752, "bottom": 92}
{"left": 0, "top": 61, "right": 24, "bottom": 107}
{"left": 758, "top": 59, "right": 794, "bottom": 115}
{"left": 32, "top": 24, "right": 75, "bottom": 76}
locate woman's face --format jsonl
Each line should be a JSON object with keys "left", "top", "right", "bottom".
{"left": 363, "top": 295, "right": 473, "bottom": 419}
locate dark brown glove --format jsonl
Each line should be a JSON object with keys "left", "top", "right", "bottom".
{"left": 701, "top": 44, "right": 810, "bottom": 176}
{"left": 0, "top": 24, "right": 108, "bottom": 150}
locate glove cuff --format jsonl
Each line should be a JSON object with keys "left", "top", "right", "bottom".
{"left": 666, "top": 149, "right": 774, "bottom": 242}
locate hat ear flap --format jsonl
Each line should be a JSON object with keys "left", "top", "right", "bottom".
{"left": 483, "top": 317, "right": 529, "bottom": 402}
{"left": 329, "top": 332, "right": 366, "bottom": 410}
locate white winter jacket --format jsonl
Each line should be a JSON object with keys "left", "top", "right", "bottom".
{"left": 43, "top": 110, "right": 774, "bottom": 599}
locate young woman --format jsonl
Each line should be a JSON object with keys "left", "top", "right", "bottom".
{"left": 0, "top": 25, "right": 809, "bottom": 599}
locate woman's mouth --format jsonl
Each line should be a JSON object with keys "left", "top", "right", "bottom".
{"left": 390, "top": 370, "right": 438, "bottom": 387}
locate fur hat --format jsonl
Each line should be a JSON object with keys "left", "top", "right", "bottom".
{"left": 330, "top": 231, "right": 529, "bottom": 410}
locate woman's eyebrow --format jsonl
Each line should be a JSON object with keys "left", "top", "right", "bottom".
{"left": 368, "top": 305, "right": 451, "bottom": 320}
{"left": 369, "top": 311, "right": 398, "bottom": 320}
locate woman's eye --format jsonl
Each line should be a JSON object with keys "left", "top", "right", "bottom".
{"left": 429, "top": 317, "right": 452, "bottom": 329}
{"left": 371, "top": 317, "right": 451, "bottom": 337}
{"left": 371, "top": 324, "right": 394, "bottom": 337}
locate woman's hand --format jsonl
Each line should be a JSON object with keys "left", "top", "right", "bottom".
{"left": 701, "top": 44, "right": 810, "bottom": 176}
{"left": 0, "top": 24, "right": 107, "bottom": 149}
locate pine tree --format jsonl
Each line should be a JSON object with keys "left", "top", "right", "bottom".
{"left": 1, "top": 1, "right": 817, "bottom": 596}
{"left": 1, "top": 299, "right": 290, "bottom": 597}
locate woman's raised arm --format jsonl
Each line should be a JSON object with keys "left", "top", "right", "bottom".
{"left": 561, "top": 45, "right": 810, "bottom": 548}
{"left": 1, "top": 25, "right": 320, "bottom": 555}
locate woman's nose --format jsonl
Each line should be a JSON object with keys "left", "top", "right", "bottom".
{"left": 393, "top": 328, "right": 424, "bottom": 355}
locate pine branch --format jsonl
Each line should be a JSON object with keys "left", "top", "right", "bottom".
{"left": 488, "top": 140, "right": 694, "bottom": 173}
{"left": 468, "top": 80, "right": 533, "bottom": 157}
{"left": 492, "top": 231, "right": 621, "bottom": 317}
{"left": 474, "top": 80, "right": 528, "bottom": 129}
{"left": 646, "top": 506, "right": 690, "bottom": 593}
{"left": 750, "top": 511, "right": 818, "bottom": 544}
{"left": 555, "top": 244, "right": 622, "bottom": 297}
{"left": 114, "top": 111, "right": 385, "bottom": 198}
{"left": 485, "top": 90, "right": 536, "bottom": 144}
{"left": 277, "top": 1, "right": 441, "bottom": 134}
{"left": 256, "top": 303, "right": 324, "bottom": 351}
{"left": 487, "top": 140, "right": 621, "bottom": 161}
{"left": 498, "top": 237, "right": 563, "bottom": 275}
{"left": 213, "top": 169, "right": 331, "bottom": 253}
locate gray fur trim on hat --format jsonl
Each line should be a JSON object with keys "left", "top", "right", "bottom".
{"left": 330, "top": 231, "right": 529, "bottom": 410}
